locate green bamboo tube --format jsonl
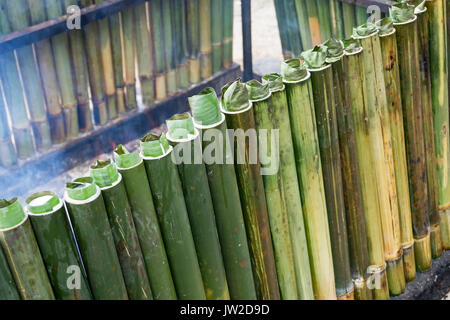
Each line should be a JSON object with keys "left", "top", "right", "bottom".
{"left": 377, "top": 19, "right": 416, "bottom": 283}
{"left": 342, "top": 2, "right": 355, "bottom": 38}
{"left": 114, "top": 146, "right": 176, "bottom": 300}
{"left": 317, "top": 0, "right": 332, "bottom": 42}
{"left": 90, "top": 160, "right": 152, "bottom": 300}
{"left": 294, "top": 0, "right": 312, "bottom": 50}
{"left": 426, "top": 0, "right": 450, "bottom": 250}
{"left": 174, "top": 0, "right": 189, "bottom": 90}
{"left": 257, "top": 75, "right": 315, "bottom": 299}
{"left": 302, "top": 46, "right": 352, "bottom": 299}
{"left": 199, "top": 0, "right": 212, "bottom": 78}
{"left": 390, "top": 5, "right": 432, "bottom": 271}
{"left": 355, "top": 6, "right": 367, "bottom": 25}
{"left": 165, "top": 114, "right": 230, "bottom": 300}
{"left": 1, "top": 0, "right": 50, "bottom": 152}
{"left": 329, "top": 0, "right": 344, "bottom": 39}
{"left": 108, "top": 13, "right": 126, "bottom": 115}
{"left": 353, "top": 24, "right": 405, "bottom": 294}
{"left": 25, "top": 0, "right": 65, "bottom": 143}
{"left": 0, "top": 244, "right": 19, "bottom": 299}
{"left": 284, "top": 0, "right": 303, "bottom": 56}
{"left": 141, "top": 133, "right": 205, "bottom": 299}
{"left": 343, "top": 39, "right": 389, "bottom": 300}
{"left": 62, "top": 0, "right": 93, "bottom": 133}
{"left": 274, "top": 0, "right": 292, "bottom": 59}
{"left": 305, "top": 0, "right": 322, "bottom": 45}
{"left": 80, "top": 0, "right": 107, "bottom": 125}
{"left": 222, "top": 0, "right": 234, "bottom": 68}
{"left": 121, "top": 8, "right": 138, "bottom": 110}
{"left": 447, "top": 0, "right": 450, "bottom": 249}
{"left": 149, "top": 0, "right": 167, "bottom": 101}
{"left": 415, "top": 3, "right": 443, "bottom": 258}
{"left": 0, "top": 198, "right": 55, "bottom": 299}
{"left": 247, "top": 81, "right": 298, "bottom": 300}
{"left": 221, "top": 81, "right": 280, "bottom": 300}
{"left": 134, "top": 3, "right": 155, "bottom": 107}
{"left": 0, "top": 91, "right": 17, "bottom": 167}
{"left": 64, "top": 177, "right": 128, "bottom": 300}
{"left": 26, "top": 191, "right": 92, "bottom": 300}
{"left": 211, "top": 0, "right": 223, "bottom": 72}
{"left": 323, "top": 39, "right": 372, "bottom": 300}
{"left": 161, "top": 0, "right": 176, "bottom": 95}
{"left": 188, "top": 88, "right": 257, "bottom": 300}
{"left": 186, "top": 0, "right": 201, "bottom": 83}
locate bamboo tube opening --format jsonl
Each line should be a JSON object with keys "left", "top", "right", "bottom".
{"left": 25, "top": 191, "right": 62, "bottom": 216}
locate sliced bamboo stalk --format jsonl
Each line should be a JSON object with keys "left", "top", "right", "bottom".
{"left": 114, "top": 145, "right": 176, "bottom": 300}
{"left": 222, "top": 0, "right": 234, "bottom": 68}
{"left": 186, "top": 0, "right": 201, "bottom": 83}
{"left": 149, "top": 0, "right": 167, "bottom": 101}
{"left": 162, "top": 0, "right": 176, "bottom": 95}
{"left": 65, "top": 177, "right": 128, "bottom": 300}
{"left": 329, "top": 0, "right": 344, "bottom": 39}
{"left": 305, "top": 0, "right": 322, "bottom": 45}
{"left": 390, "top": 4, "right": 432, "bottom": 271}
{"left": 0, "top": 243, "right": 19, "bottom": 299}
{"left": 377, "top": 18, "right": 416, "bottom": 283}
{"left": 211, "top": 0, "right": 223, "bottom": 72}
{"left": 108, "top": 13, "right": 126, "bottom": 114}
{"left": 26, "top": 191, "right": 92, "bottom": 300}
{"left": 342, "top": 2, "right": 355, "bottom": 38}
{"left": 141, "top": 133, "right": 205, "bottom": 300}
{"left": 199, "top": 0, "right": 212, "bottom": 78}
{"left": 248, "top": 81, "right": 298, "bottom": 300}
{"left": 174, "top": 0, "right": 189, "bottom": 89}
{"left": 317, "top": 0, "right": 332, "bottom": 41}
{"left": 188, "top": 88, "right": 257, "bottom": 299}
{"left": 426, "top": 0, "right": 450, "bottom": 250}
{"left": 274, "top": 0, "right": 292, "bottom": 59}
{"left": 343, "top": 39, "right": 389, "bottom": 299}
{"left": 121, "top": 7, "right": 138, "bottom": 110}
{"left": 302, "top": 46, "right": 352, "bottom": 299}
{"left": 165, "top": 114, "right": 230, "bottom": 300}
{"left": 284, "top": 0, "right": 303, "bottom": 56}
{"left": 0, "top": 198, "right": 55, "bottom": 299}
{"left": 221, "top": 81, "right": 280, "bottom": 300}
{"left": 0, "top": 84, "right": 17, "bottom": 167}
{"left": 294, "top": 0, "right": 312, "bottom": 50}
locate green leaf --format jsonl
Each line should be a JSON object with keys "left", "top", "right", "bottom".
{"left": 262, "top": 73, "right": 284, "bottom": 92}
{"left": 342, "top": 38, "right": 363, "bottom": 54}
{"left": 389, "top": 2, "right": 416, "bottom": 23}
{"left": 377, "top": 17, "right": 395, "bottom": 36}
{"left": 280, "top": 58, "right": 308, "bottom": 82}
{"left": 114, "top": 145, "right": 141, "bottom": 169}
{"left": 90, "top": 159, "right": 119, "bottom": 188}
{"left": 245, "top": 80, "right": 271, "bottom": 101}
{"left": 166, "top": 113, "right": 195, "bottom": 139}
{"left": 301, "top": 45, "right": 327, "bottom": 69}
{"left": 323, "top": 38, "right": 344, "bottom": 63}
{"left": 352, "top": 22, "right": 378, "bottom": 37}
{"left": 188, "top": 87, "right": 221, "bottom": 126}
{"left": 221, "top": 79, "right": 250, "bottom": 112}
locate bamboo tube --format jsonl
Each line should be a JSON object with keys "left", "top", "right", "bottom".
{"left": 211, "top": 0, "right": 223, "bottom": 72}
{"left": 415, "top": 2, "right": 443, "bottom": 258}
{"left": 258, "top": 75, "right": 316, "bottom": 299}
{"left": 165, "top": 114, "right": 230, "bottom": 300}
{"left": 305, "top": 0, "right": 322, "bottom": 45}
{"left": 79, "top": 0, "right": 107, "bottom": 125}
{"left": 188, "top": 88, "right": 257, "bottom": 299}
{"left": 343, "top": 39, "right": 389, "bottom": 300}
{"left": 65, "top": 177, "right": 128, "bottom": 300}
{"left": 377, "top": 18, "right": 416, "bottom": 283}
{"left": 199, "top": 0, "right": 212, "bottom": 78}
{"left": 90, "top": 160, "right": 152, "bottom": 300}
{"left": 1, "top": 0, "right": 51, "bottom": 152}
{"left": 426, "top": 0, "right": 450, "bottom": 250}
{"left": 174, "top": 0, "right": 189, "bottom": 89}
{"left": 121, "top": 7, "right": 138, "bottom": 110}
{"left": 141, "top": 133, "right": 205, "bottom": 300}
{"left": 222, "top": 0, "right": 234, "bottom": 68}
{"left": 302, "top": 46, "right": 352, "bottom": 299}
{"left": 62, "top": 0, "right": 93, "bottom": 133}
{"left": 329, "top": 0, "right": 344, "bottom": 39}
{"left": 342, "top": 2, "right": 355, "bottom": 38}
{"left": 149, "top": 0, "right": 167, "bottom": 101}
{"left": 294, "top": 0, "right": 312, "bottom": 50}
{"left": 284, "top": 0, "right": 303, "bottom": 56}
{"left": 108, "top": 13, "right": 126, "bottom": 114}
{"left": 248, "top": 81, "right": 298, "bottom": 300}
{"left": 317, "top": 0, "right": 332, "bottom": 41}
{"left": 390, "top": 5, "right": 432, "bottom": 271}
{"left": 0, "top": 244, "right": 19, "bottom": 299}
{"left": 274, "top": 0, "right": 292, "bottom": 59}
{"left": 134, "top": 3, "right": 154, "bottom": 107}
{"left": 161, "top": 0, "right": 176, "bottom": 95}
{"left": 114, "top": 146, "right": 176, "bottom": 300}
{"left": 186, "top": 0, "right": 201, "bottom": 83}
{"left": 26, "top": 191, "right": 92, "bottom": 300}
{"left": 355, "top": 5, "right": 367, "bottom": 25}
{"left": 0, "top": 89, "right": 17, "bottom": 167}
{"left": 221, "top": 81, "right": 280, "bottom": 300}
{"left": 0, "top": 198, "right": 55, "bottom": 299}
{"left": 353, "top": 24, "right": 405, "bottom": 294}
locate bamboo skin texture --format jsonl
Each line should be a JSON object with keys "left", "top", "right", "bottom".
{"left": 415, "top": 3, "right": 443, "bottom": 258}
{"left": 353, "top": 24, "right": 405, "bottom": 295}
{"left": 188, "top": 88, "right": 257, "bottom": 300}
{"left": 121, "top": 7, "right": 138, "bottom": 110}
{"left": 222, "top": 0, "right": 234, "bottom": 68}
{"left": 302, "top": 46, "right": 352, "bottom": 300}
{"left": 211, "top": 0, "right": 223, "bottom": 72}
{"left": 0, "top": 243, "right": 19, "bottom": 299}
{"left": 317, "top": 0, "right": 332, "bottom": 42}
{"left": 377, "top": 19, "right": 416, "bottom": 282}
{"left": 248, "top": 81, "right": 298, "bottom": 300}
{"left": 174, "top": 0, "right": 189, "bottom": 90}
{"left": 108, "top": 12, "right": 126, "bottom": 114}
{"left": 283, "top": 0, "right": 303, "bottom": 56}
{"left": 294, "top": 0, "right": 312, "bottom": 51}
{"left": 257, "top": 76, "right": 315, "bottom": 300}
{"left": 149, "top": 0, "right": 167, "bottom": 101}
{"left": 329, "top": 0, "right": 344, "bottom": 39}
{"left": 0, "top": 198, "right": 55, "bottom": 300}
{"left": 305, "top": 0, "right": 322, "bottom": 45}
{"left": 355, "top": 6, "right": 368, "bottom": 25}
{"left": 273, "top": 0, "right": 292, "bottom": 59}
{"left": 165, "top": 115, "right": 230, "bottom": 300}
{"left": 199, "top": 0, "right": 212, "bottom": 78}
{"left": 342, "top": 2, "right": 355, "bottom": 38}
{"left": 390, "top": 5, "right": 432, "bottom": 271}
{"left": 426, "top": 0, "right": 450, "bottom": 250}
{"left": 221, "top": 82, "right": 280, "bottom": 300}
{"left": 343, "top": 40, "right": 389, "bottom": 300}
{"left": 0, "top": 85, "right": 17, "bottom": 167}
{"left": 186, "top": 0, "right": 201, "bottom": 83}
{"left": 162, "top": 0, "right": 176, "bottom": 95}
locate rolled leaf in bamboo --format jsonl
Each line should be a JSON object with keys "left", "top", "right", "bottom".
{"left": 222, "top": 0, "right": 234, "bottom": 68}
{"left": 390, "top": 5, "right": 431, "bottom": 271}
{"left": 108, "top": 13, "right": 126, "bottom": 114}
{"left": 122, "top": 8, "right": 138, "bottom": 110}
{"left": 211, "top": 0, "right": 223, "bottom": 72}
{"left": 0, "top": 91, "right": 16, "bottom": 167}
{"left": 305, "top": 0, "right": 322, "bottom": 45}
{"left": 284, "top": 0, "right": 303, "bottom": 56}
{"left": 141, "top": 133, "right": 205, "bottom": 300}
{"left": 221, "top": 81, "right": 280, "bottom": 300}
{"left": 149, "top": 0, "right": 167, "bottom": 101}
{"left": 343, "top": 39, "right": 389, "bottom": 300}
{"left": 26, "top": 191, "right": 92, "bottom": 300}
{"left": 294, "top": 0, "right": 312, "bottom": 50}
{"left": 199, "top": 0, "right": 212, "bottom": 78}
{"left": 188, "top": 88, "right": 257, "bottom": 299}
{"left": 90, "top": 160, "right": 152, "bottom": 300}
{"left": 165, "top": 114, "right": 230, "bottom": 300}
{"left": 274, "top": 0, "right": 292, "bottom": 59}
{"left": 174, "top": 0, "right": 189, "bottom": 90}
{"left": 186, "top": 0, "right": 201, "bottom": 83}
{"left": 302, "top": 46, "right": 352, "bottom": 299}
{"left": 0, "top": 244, "right": 19, "bottom": 299}
{"left": 114, "top": 146, "right": 176, "bottom": 300}
{"left": 0, "top": 198, "right": 55, "bottom": 299}
{"left": 64, "top": 177, "right": 128, "bottom": 300}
